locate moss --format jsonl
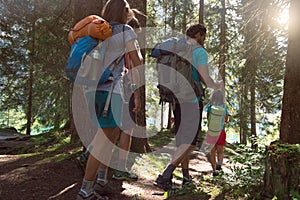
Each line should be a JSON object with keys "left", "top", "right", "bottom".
{"left": 268, "top": 141, "right": 300, "bottom": 158}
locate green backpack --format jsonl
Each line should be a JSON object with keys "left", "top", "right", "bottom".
{"left": 207, "top": 105, "right": 226, "bottom": 136}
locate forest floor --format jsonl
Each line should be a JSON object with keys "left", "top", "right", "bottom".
{"left": 0, "top": 132, "right": 236, "bottom": 200}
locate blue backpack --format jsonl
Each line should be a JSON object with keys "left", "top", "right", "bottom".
{"left": 65, "top": 36, "right": 124, "bottom": 87}
{"left": 65, "top": 36, "right": 99, "bottom": 82}
{"left": 65, "top": 35, "right": 124, "bottom": 117}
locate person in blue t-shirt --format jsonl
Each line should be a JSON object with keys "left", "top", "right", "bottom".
{"left": 154, "top": 23, "right": 223, "bottom": 191}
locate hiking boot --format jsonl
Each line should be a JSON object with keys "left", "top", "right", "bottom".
{"left": 76, "top": 153, "right": 88, "bottom": 172}
{"left": 212, "top": 171, "right": 219, "bottom": 177}
{"left": 216, "top": 164, "right": 222, "bottom": 170}
{"left": 153, "top": 175, "right": 172, "bottom": 191}
{"left": 77, "top": 191, "right": 108, "bottom": 200}
{"left": 112, "top": 170, "right": 138, "bottom": 181}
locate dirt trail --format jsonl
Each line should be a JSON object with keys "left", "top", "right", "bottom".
{"left": 0, "top": 141, "right": 231, "bottom": 200}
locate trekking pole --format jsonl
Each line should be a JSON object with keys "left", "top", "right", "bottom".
{"left": 102, "top": 53, "right": 125, "bottom": 117}
{"left": 102, "top": 76, "right": 114, "bottom": 117}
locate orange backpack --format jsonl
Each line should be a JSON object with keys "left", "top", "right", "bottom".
{"left": 68, "top": 15, "right": 112, "bottom": 45}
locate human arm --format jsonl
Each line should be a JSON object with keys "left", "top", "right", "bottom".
{"left": 197, "top": 65, "right": 223, "bottom": 90}
{"left": 224, "top": 105, "right": 229, "bottom": 123}
{"left": 192, "top": 48, "right": 223, "bottom": 90}
{"left": 224, "top": 114, "right": 229, "bottom": 123}
{"left": 126, "top": 39, "right": 143, "bottom": 113}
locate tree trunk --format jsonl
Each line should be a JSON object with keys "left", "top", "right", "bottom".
{"left": 250, "top": 61, "right": 257, "bottom": 149}
{"left": 239, "top": 81, "right": 248, "bottom": 144}
{"left": 167, "top": 103, "right": 172, "bottom": 129}
{"left": 264, "top": 1, "right": 300, "bottom": 198}
{"left": 171, "top": 0, "right": 176, "bottom": 35}
{"left": 73, "top": 0, "right": 103, "bottom": 19}
{"left": 69, "top": 0, "right": 104, "bottom": 142}
{"left": 218, "top": 0, "right": 226, "bottom": 82}
{"left": 280, "top": 0, "right": 300, "bottom": 144}
{"left": 26, "top": 0, "right": 36, "bottom": 135}
{"left": 263, "top": 142, "right": 300, "bottom": 199}
{"left": 127, "top": 0, "right": 151, "bottom": 153}
{"left": 182, "top": 0, "right": 188, "bottom": 34}
{"left": 199, "top": 0, "right": 204, "bottom": 24}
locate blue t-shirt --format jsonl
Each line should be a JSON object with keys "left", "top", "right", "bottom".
{"left": 207, "top": 104, "right": 229, "bottom": 130}
{"left": 191, "top": 47, "right": 208, "bottom": 101}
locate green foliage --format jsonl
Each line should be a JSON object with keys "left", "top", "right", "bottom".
{"left": 0, "top": 0, "right": 288, "bottom": 143}
{"left": 290, "top": 190, "right": 300, "bottom": 200}
{"left": 148, "top": 128, "right": 174, "bottom": 149}
{"left": 268, "top": 142, "right": 300, "bottom": 158}
{"left": 219, "top": 144, "right": 266, "bottom": 198}
{"left": 0, "top": 0, "right": 73, "bottom": 134}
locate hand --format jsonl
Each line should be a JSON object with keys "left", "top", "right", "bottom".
{"left": 132, "top": 95, "right": 141, "bottom": 113}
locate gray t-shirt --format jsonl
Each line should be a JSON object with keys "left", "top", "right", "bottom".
{"left": 97, "top": 24, "right": 137, "bottom": 94}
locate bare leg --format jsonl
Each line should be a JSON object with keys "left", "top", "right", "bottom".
{"left": 210, "top": 145, "right": 217, "bottom": 171}
{"left": 118, "top": 129, "right": 133, "bottom": 160}
{"left": 216, "top": 145, "right": 224, "bottom": 166}
{"left": 170, "top": 144, "right": 194, "bottom": 166}
{"left": 181, "top": 156, "right": 189, "bottom": 170}
{"left": 84, "top": 127, "right": 120, "bottom": 180}
{"left": 180, "top": 148, "right": 193, "bottom": 185}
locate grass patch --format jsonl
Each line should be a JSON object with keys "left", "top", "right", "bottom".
{"left": 148, "top": 128, "right": 175, "bottom": 149}
{"left": 133, "top": 152, "right": 171, "bottom": 177}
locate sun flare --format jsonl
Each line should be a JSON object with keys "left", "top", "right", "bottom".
{"left": 276, "top": 8, "right": 289, "bottom": 26}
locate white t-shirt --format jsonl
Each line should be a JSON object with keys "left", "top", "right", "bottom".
{"left": 98, "top": 23, "right": 137, "bottom": 94}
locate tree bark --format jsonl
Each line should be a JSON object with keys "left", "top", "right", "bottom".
{"left": 26, "top": 0, "right": 36, "bottom": 135}
{"left": 264, "top": 1, "right": 300, "bottom": 197}
{"left": 239, "top": 77, "right": 248, "bottom": 144}
{"left": 250, "top": 59, "right": 257, "bottom": 149}
{"left": 167, "top": 103, "right": 172, "bottom": 129}
{"left": 182, "top": 0, "right": 188, "bottom": 34}
{"left": 280, "top": 0, "right": 300, "bottom": 144}
{"left": 69, "top": 0, "right": 104, "bottom": 142}
{"left": 199, "top": 0, "right": 204, "bottom": 24}
{"left": 219, "top": 0, "right": 226, "bottom": 82}
{"left": 263, "top": 143, "right": 300, "bottom": 199}
{"left": 127, "top": 0, "right": 151, "bottom": 153}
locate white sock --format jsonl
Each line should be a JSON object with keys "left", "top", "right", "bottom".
{"left": 79, "top": 179, "right": 94, "bottom": 197}
{"left": 97, "top": 168, "right": 107, "bottom": 185}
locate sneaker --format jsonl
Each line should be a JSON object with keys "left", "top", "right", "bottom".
{"left": 212, "top": 171, "right": 219, "bottom": 177}
{"left": 216, "top": 164, "right": 222, "bottom": 170}
{"left": 153, "top": 175, "right": 172, "bottom": 191}
{"left": 77, "top": 191, "right": 108, "bottom": 200}
{"left": 112, "top": 170, "right": 138, "bottom": 181}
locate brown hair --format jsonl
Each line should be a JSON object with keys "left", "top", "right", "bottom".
{"left": 186, "top": 23, "right": 207, "bottom": 39}
{"left": 129, "top": 9, "right": 146, "bottom": 32}
{"left": 102, "top": 0, "right": 134, "bottom": 24}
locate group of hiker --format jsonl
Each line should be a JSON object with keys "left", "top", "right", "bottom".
{"left": 66, "top": 0, "right": 229, "bottom": 199}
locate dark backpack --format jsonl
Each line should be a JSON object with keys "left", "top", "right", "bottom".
{"left": 149, "top": 37, "right": 205, "bottom": 103}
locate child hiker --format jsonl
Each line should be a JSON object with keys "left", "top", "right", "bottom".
{"left": 206, "top": 89, "right": 229, "bottom": 176}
